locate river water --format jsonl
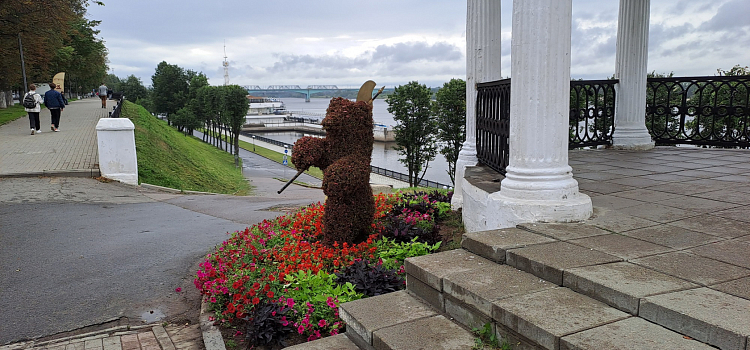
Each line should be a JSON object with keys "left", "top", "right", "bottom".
{"left": 251, "top": 97, "right": 454, "bottom": 186}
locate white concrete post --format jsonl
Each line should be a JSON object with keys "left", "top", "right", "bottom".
{"left": 452, "top": 0, "right": 502, "bottom": 209}
{"left": 490, "top": 0, "right": 591, "bottom": 227}
{"left": 612, "top": 0, "right": 654, "bottom": 149}
{"left": 96, "top": 118, "right": 138, "bottom": 185}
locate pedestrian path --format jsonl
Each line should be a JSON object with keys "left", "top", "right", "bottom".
{"left": 0, "top": 98, "right": 106, "bottom": 177}
{"left": 0, "top": 323, "right": 203, "bottom": 350}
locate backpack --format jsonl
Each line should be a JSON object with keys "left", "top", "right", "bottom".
{"left": 23, "top": 93, "right": 37, "bottom": 108}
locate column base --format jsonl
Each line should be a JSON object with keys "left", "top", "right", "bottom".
{"left": 461, "top": 178, "right": 592, "bottom": 232}
{"left": 450, "top": 146, "right": 478, "bottom": 209}
{"left": 612, "top": 126, "right": 655, "bottom": 150}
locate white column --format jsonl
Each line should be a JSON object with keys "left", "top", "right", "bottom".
{"left": 452, "top": 0, "right": 502, "bottom": 209}
{"left": 96, "top": 118, "right": 138, "bottom": 185}
{"left": 491, "top": 0, "right": 591, "bottom": 226}
{"left": 612, "top": 0, "right": 654, "bottom": 149}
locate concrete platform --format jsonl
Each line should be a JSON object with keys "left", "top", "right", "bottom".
{"left": 461, "top": 228, "right": 555, "bottom": 263}
{"left": 506, "top": 241, "right": 621, "bottom": 285}
{"left": 284, "top": 334, "right": 360, "bottom": 350}
{"left": 372, "top": 315, "right": 475, "bottom": 350}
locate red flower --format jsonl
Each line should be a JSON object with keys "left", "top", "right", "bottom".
{"left": 252, "top": 297, "right": 260, "bottom": 305}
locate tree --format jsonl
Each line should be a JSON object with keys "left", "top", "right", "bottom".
{"left": 151, "top": 61, "right": 188, "bottom": 123}
{"left": 0, "top": 0, "right": 104, "bottom": 106}
{"left": 119, "top": 75, "right": 148, "bottom": 102}
{"left": 222, "top": 85, "right": 249, "bottom": 167}
{"left": 386, "top": 81, "right": 437, "bottom": 187}
{"left": 433, "top": 78, "right": 466, "bottom": 186}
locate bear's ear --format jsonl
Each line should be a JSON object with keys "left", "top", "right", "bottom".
{"left": 356, "top": 80, "right": 377, "bottom": 102}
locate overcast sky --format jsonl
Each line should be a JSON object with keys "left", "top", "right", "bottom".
{"left": 86, "top": 0, "right": 750, "bottom": 89}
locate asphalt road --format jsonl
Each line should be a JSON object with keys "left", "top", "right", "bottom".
{"left": 0, "top": 151, "right": 325, "bottom": 344}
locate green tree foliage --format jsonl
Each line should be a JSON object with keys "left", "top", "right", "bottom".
{"left": 151, "top": 61, "right": 188, "bottom": 122}
{"left": 685, "top": 65, "right": 749, "bottom": 144}
{"left": 386, "top": 81, "right": 438, "bottom": 187}
{"left": 220, "top": 85, "right": 249, "bottom": 167}
{"left": 0, "top": 0, "right": 105, "bottom": 105}
{"left": 433, "top": 78, "right": 466, "bottom": 185}
{"left": 49, "top": 18, "right": 108, "bottom": 97}
{"left": 119, "top": 75, "right": 148, "bottom": 102}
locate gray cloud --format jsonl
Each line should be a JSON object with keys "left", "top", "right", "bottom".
{"left": 700, "top": 0, "right": 750, "bottom": 31}
{"left": 371, "top": 42, "right": 462, "bottom": 63}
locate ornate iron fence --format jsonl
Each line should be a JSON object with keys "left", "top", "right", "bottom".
{"left": 475, "top": 79, "right": 617, "bottom": 174}
{"left": 569, "top": 80, "right": 617, "bottom": 147}
{"left": 476, "top": 79, "right": 511, "bottom": 174}
{"left": 647, "top": 76, "right": 750, "bottom": 147}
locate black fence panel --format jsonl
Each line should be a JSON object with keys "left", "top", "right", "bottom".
{"left": 647, "top": 75, "right": 750, "bottom": 147}
{"left": 476, "top": 79, "right": 511, "bottom": 175}
{"left": 569, "top": 80, "right": 617, "bottom": 148}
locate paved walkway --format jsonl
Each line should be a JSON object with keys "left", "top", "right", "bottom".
{"left": 0, "top": 324, "right": 202, "bottom": 350}
{"left": 0, "top": 98, "right": 105, "bottom": 177}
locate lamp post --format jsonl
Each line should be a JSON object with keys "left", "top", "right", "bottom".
{"left": 252, "top": 135, "right": 256, "bottom": 152}
{"left": 18, "top": 33, "right": 28, "bottom": 93}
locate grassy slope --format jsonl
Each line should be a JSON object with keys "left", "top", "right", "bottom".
{"left": 0, "top": 104, "right": 29, "bottom": 126}
{"left": 124, "top": 101, "right": 251, "bottom": 195}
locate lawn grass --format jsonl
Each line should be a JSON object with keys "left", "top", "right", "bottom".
{"left": 124, "top": 101, "right": 252, "bottom": 195}
{"left": 0, "top": 104, "right": 28, "bottom": 126}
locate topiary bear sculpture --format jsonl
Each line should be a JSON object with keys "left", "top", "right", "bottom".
{"left": 290, "top": 81, "right": 382, "bottom": 246}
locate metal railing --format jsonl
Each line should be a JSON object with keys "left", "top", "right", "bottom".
{"left": 476, "top": 79, "right": 511, "bottom": 175}
{"left": 647, "top": 75, "right": 750, "bottom": 147}
{"left": 475, "top": 78, "right": 618, "bottom": 174}
{"left": 109, "top": 95, "right": 124, "bottom": 118}
{"left": 242, "top": 132, "right": 450, "bottom": 188}
{"left": 570, "top": 80, "right": 617, "bottom": 147}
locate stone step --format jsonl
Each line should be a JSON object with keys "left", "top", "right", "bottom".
{"left": 283, "top": 333, "right": 360, "bottom": 350}
{"left": 451, "top": 225, "right": 750, "bottom": 350}
{"left": 338, "top": 290, "right": 476, "bottom": 350}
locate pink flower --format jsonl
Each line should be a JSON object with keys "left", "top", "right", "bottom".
{"left": 318, "top": 319, "right": 327, "bottom": 328}
{"left": 297, "top": 325, "right": 305, "bottom": 334}
{"left": 175, "top": 287, "right": 182, "bottom": 293}
{"left": 286, "top": 298, "right": 295, "bottom": 308}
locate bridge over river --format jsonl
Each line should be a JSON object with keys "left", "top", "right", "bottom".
{"left": 243, "top": 85, "right": 394, "bottom": 102}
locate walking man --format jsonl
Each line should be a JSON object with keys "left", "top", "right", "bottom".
{"left": 43, "top": 82, "right": 65, "bottom": 132}
{"left": 98, "top": 82, "right": 108, "bottom": 108}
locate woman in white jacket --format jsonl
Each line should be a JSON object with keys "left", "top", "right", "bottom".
{"left": 24, "top": 84, "right": 44, "bottom": 135}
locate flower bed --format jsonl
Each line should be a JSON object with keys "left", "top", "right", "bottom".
{"left": 194, "top": 190, "right": 456, "bottom": 349}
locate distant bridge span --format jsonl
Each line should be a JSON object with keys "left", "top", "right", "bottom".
{"left": 243, "top": 84, "right": 394, "bottom": 102}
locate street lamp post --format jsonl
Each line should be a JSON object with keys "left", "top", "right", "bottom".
{"left": 18, "top": 33, "right": 28, "bottom": 93}
{"left": 252, "top": 135, "right": 256, "bottom": 152}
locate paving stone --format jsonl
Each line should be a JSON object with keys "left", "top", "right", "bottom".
{"left": 560, "top": 317, "right": 716, "bottom": 350}
{"left": 563, "top": 262, "right": 699, "bottom": 314}
{"left": 690, "top": 239, "right": 750, "bottom": 269}
{"left": 339, "top": 290, "right": 438, "bottom": 345}
{"left": 83, "top": 339, "right": 102, "bottom": 350}
{"left": 406, "top": 275, "right": 444, "bottom": 311}
{"left": 621, "top": 224, "right": 723, "bottom": 249}
{"left": 611, "top": 188, "right": 682, "bottom": 202}
{"left": 584, "top": 207, "right": 660, "bottom": 233}
{"left": 101, "top": 337, "right": 121, "bottom": 350}
{"left": 65, "top": 343, "right": 84, "bottom": 350}
{"left": 712, "top": 206, "right": 750, "bottom": 223}
{"left": 507, "top": 241, "right": 621, "bottom": 285}
{"left": 640, "top": 287, "right": 750, "bottom": 350}
{"left": 136, "top": 332, "right": 160, "bottom": 350}
{"left": 650, "top": 181, "right": 724, "bottom": 195}
{"left": 518, "top": 222, "right": 610, "bottom": 241}
{"left": 617, "top": 203, "right": 701, "bottom": 223}
{"left": 608, "top": 176, "right": 670, "bottom": 188}
{"left": 692, "top": 188, "right": 750, "bottom": 205}
{"left": 405, "top": 249, "right": 493, "bottom": 291}
{"left": 666, "top": 213, "right": 750, "bottom": 238}
{"left": 493, "top": 288, "right": 630, "bottom": 350}
{"left": 284, "top": 334, "right": 360, "bottom": 350}
{"left": 655, "top": 195, "right": 740, "bottom": 213}
{"left": 372, "top": 315, "right": 476, "bottom": 350}
{"left": 443, "top": 263, "right": 555, "bottom": 316}
{"left": 569, "top": 234, "right": 673, "bottom": 260}
{"left": 118, "top": 335, "right": 139, "bottom": 350}
{"left": 711, "top": 276, "right": 750, "bottom": 301}
{"left": 632, "top": 251, "right": 750, "bottom": 286}
{"left": 150, "top": 326, "right": 175, "bottom": 350}
{"left": 443, "top": 294, "right": 492, "bottom": 331}
{"left": 590, "top": 194, "right": 648, "bottom": 209}
{"left": 577, "top": 181, "right": 635, "bottom": 195}
{"left": 462, "top": 227, "right": 555, "bottom": 263}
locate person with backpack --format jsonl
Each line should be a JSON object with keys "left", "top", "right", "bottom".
{"left": 23, "top": 84, "right": 44, "bottom": 135}
{"left": 43, "top": 82, "right": 65, "bottom": 132}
